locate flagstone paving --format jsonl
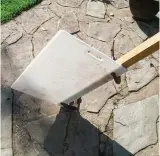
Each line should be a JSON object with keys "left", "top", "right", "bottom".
{"left": 1, "top": 0, "right": 159, "bottom": 156}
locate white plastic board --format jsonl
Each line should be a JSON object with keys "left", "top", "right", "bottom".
{"left": 12, "top": 30, "right": 126, "bottom": 104}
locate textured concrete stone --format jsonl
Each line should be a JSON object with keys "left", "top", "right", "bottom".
{"left": 1, "top": 88, "right": 13, "bottom": 149}
{"left": 130, "top": 22, "right": 151, "bottom": 40}
{"left": 63, "top": 111, "right": 99, "bottom": 156}
{"left": 1, "top": 36, "right": 33, "bottom": 87}
{"left": 26, "top": 113, "right": 70, "bottom": 155}
{"left": 58, "top": 12, "right": 79, "bottom": 33}
{"left": 86, "top": 0, "right": 106, "bottom": 19}
{"left": 78, "top": 0, "right": 109, "bottom": 23}
{"left": 1, "top": 148, "right": 13, "bottom": 156}
{"left": 77, "top": 30, "right": 112, "bottom": 57}
{"left": 97, "top": 99, "right": 114, "bottom": 132}
{"left": 16, "top": 6, "right": 55, "bottom": 34}
{"left": 118, "top": 77, "right": 159, "bottom": 106}
{"left": 56, "top": 0, "right": 84, "bottom": 7}
{"left": 114, "top": 29, "right": 142, "bottom": 59}
{"left": 75, "top": 114, "right": 99, "bottom": 156}
{"left": 114, "top": 95, "right": 159, "bottom": 154}
{"left": 83, "top": 81, "right": 116, "bottom": 113}
{"left": 18, "top": 94, "right": 60, "bottom": 116}
{"left": 135, "top": 143, "right": 158, "bottom": 156}
{"left": 33, "top": 17, "right": 59, "bottom": 56}
{"left": 13, "top": 127, "right": 50, "bottom": 156}
{"left": 111, "top": 0, "right": 129, "bottom": 9}
{"left": 152, "top": 50, "right": 159, "bottom": 61}
{"left": 82, "top": 99, "right": 114, "bottom": 132}
{"left": 41, "top": 0, "right": 51, "bottom": 5}
{"left": 1, "top": 21, "right": 23, "bottom": 44}
{"left": 87, "top": 22, "right": 120, "bottom": 42}
{"left": 126, "top": 60, "right": 158, "bottom": 91}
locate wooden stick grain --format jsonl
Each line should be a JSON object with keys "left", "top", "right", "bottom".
{"left": 116, "top": 32, "right": 160, "bottom": 68}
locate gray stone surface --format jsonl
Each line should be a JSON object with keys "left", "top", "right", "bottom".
{"left": 111, "top": 0, "right": 129, "bottom": 9}
{"left": 130, "top": 22, "right": 151, "bottom": 40}
{"left": 86, "top": 0, "right": 106, "bottom": 19}
{"left": 26, "top": 113, "right": 70, "bottom": 155}
{"left": 57, "top": 12, "right": 79, "bottom": 33}
{"left": 114, "top": 95, "right": 159, "bottom": 155}
{"left": 87, "top": 22, "right": 121, "bottom": 42}
{"left": 118, "top": 77, "right": 159, "bottom": 106}
{"left": 55, "top": 0, "right": 84, "bottom": 7}
{"left": 1, "top": 148, "right": 13, "bottom": 156}
{"left": 152, "top": 50, "right": 159, "bottom": 61}
{"left": 18, "top": 94, "right": 60, "bottom": 116}
{"left": 77, "top": 30, "right": 113, "bottom": 57}
{"left": 1, "top": 36, "right": 33, "bottom": 87}
{"left": 81, "top": 99, "right": 114, "bottom": 132}
{"left": 83, "top": 81, "right": 117, "bottom": 113}
{"left": 135, "top": 143, "right": 159, "bottom": 156}
{"left": 114, "top": 29, "right": 142, "bottom": 59}
{"left": 1, "top": 21, "right": 23, "bottom": 44}
{"left": 126, "top": 60, "right": 158, "bottom": 91}
{"left": 16, "top": 6, "right": 55, "bottom": 34}
{"left": 1, "top": 1, "right": 159, "bottom": 155}
{"left": 1, "top": 89, "right": 13, "bottom": 150}
{"left": 33, "top": 17, "right": 59, "bottom": 56}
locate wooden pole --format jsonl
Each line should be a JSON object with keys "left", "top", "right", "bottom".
{"left": 116, "top": 32, "right": 160, "bottom": 68}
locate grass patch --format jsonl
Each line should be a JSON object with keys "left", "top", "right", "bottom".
{"left": 1, "top": 0, "right": 42, "bottom": 24}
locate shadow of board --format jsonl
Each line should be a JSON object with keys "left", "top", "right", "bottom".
{"left": 44, "top": 105, "right": 133, "bottom": 156}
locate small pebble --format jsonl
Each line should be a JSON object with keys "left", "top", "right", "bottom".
{"left": 109, "top": 12, "right": 114, "bottom": 16}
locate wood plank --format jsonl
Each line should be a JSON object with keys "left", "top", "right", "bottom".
{"left": 116, "top": 32, "right": 160, "bottom": 68}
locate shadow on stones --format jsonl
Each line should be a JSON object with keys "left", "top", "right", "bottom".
{"left": 135, "top": 19, "right": 159, "bottom": 38}
{"left": 44, "top": 105, "right": 133, "bottom": 156}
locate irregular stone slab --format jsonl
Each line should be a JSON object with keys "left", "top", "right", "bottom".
{"left": 41, "top": 0, "right": 51, "bottom": 5}
{"left": 74, "top": 114, "right": 99, "bottom": 156}
{"left": 1, "top": 88, "right": 13, "bottom": 149}
{"left": 55, "top": 0, "right": 84, "bottom": 7}
{"left": 33, "top": 17, "right": 59, "bottom": 56}
{"left": 114, "top": 29, "right": 143, "bottom": 59}
{"left": 130, "top": 22, "right": 151, "bottom": 40}
{"left": 1, "top": 148, "right": 13, "bottom": 156}
{"left": 1, "top": 37, "right": 33, "bottom": 87}
{"left": 126, "top": 60, "right": 157, "bottom": 91}
{"left": 97, "top": 99, "right": 114, "bottom": 132}
{"left": 1, "top": 21, "right": 23, "bottom": 44}
{"left": 152, "top": 50, "right": 159, "bottom": 61}
{"left": 13, "top": 127, "right": 42, "bottom": 156}
{"left": 5, "top": 31, "right": 23, "bottom": 45}
{"left": 58, "top": 12, "right": 79, "bottom": 33}
{"left": 83, "top": 81, "right": 117, "bottom": 112}
{"left": 86, "top": 0, "right": 106, "bottom": 19}
{"left": 135, "top": 143, "right": 158, "bottom": 156}
{"left": 26, "top": 113, "right": 70, "bottom": 156}
{"left": 111, "top": 0, "right": 129, "bottom": 9}
{"left": 118, "top": 77, "right": 159, "bottom": 106}
{"left": 82, "top": 99, "right": 114, "bottom": 132}
{"left": 16, "top": 6, "right": 55, "bottom": 34}
{"left": 87, "top": 22, "right": 120, "bottom": 42}
{"left": 18, "top": 94, "right": 60, "bottom": 116}
{"left": 77, "top": 30, "right": 113, "bottom": 57}
{"left": 112, "top": 8, "right": 134, "bottom": 23}
{"left": 114, "top": 95, "right": 159, "bottom": 155}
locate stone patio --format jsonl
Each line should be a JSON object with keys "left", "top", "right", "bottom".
{"left": 1, "top": 0, "right": 159, "bottom": 156}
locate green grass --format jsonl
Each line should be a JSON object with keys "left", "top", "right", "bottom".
{"left": 1, "top": 0, "right": 42, "bottom": 24}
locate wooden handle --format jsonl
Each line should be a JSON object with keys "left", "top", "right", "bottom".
{"left": 116, "top": 32, "right": 160, "bottom": 68}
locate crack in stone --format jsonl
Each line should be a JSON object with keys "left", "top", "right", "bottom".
{"left": 62, "top": 112, "right": 72, "bottom": 155}
{"left": 115, "top": 121, "right": 128, "bottom": 127}
{"left": 55, "top": 0, "right": 85, "bottom": 8}
{"left": 31, "top": 17, "right": 55, "bottom": 35}
{"left": 31, "top": 36, "right": 35, "bottom": 58}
